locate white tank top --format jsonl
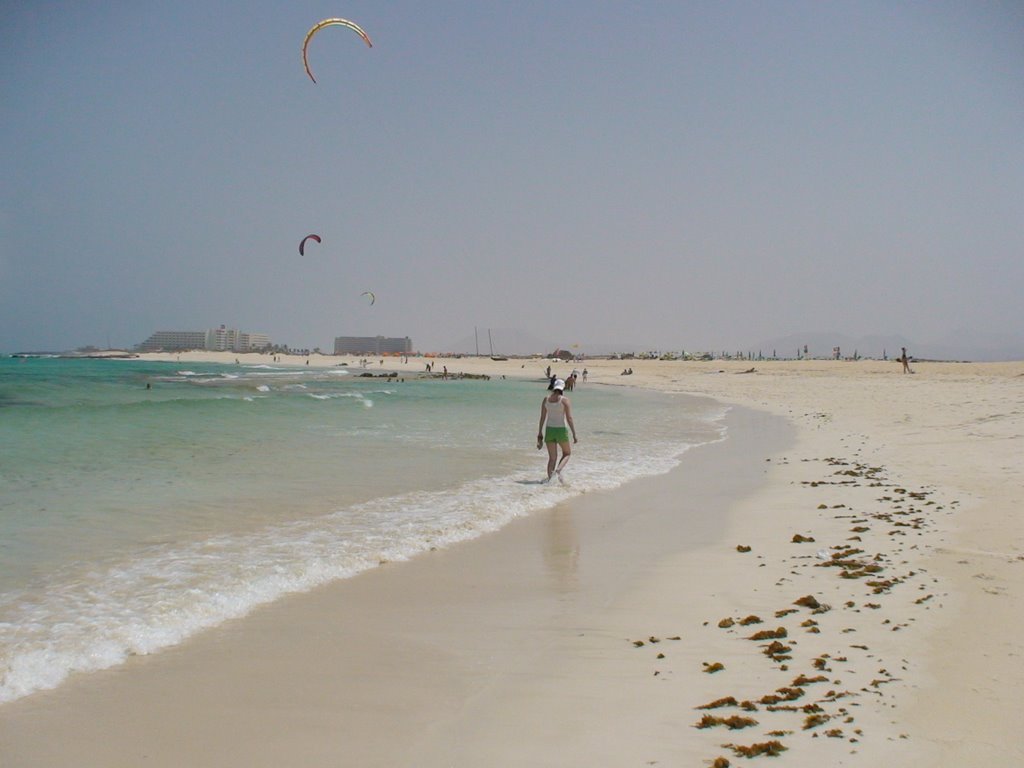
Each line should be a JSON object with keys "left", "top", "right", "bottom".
{"left": 545, "top": 397, "right": 565, "bottom": 427}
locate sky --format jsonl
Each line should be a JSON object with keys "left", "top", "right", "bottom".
{"left": 2, "top": 1, "right": 1023, "bottom": 355}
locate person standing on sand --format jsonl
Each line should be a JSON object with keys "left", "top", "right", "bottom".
{"left": 900, "top": 346, "right": 913, "bottom": 374}
{"left": 537, "top": 379, "right": 577, "bottom": 483}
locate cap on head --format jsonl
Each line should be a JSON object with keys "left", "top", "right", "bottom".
{"left": 553, "top": 379, "right": 565, "bottom": 391}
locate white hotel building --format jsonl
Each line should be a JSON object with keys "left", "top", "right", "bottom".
{"left": 138, "top": 325, "right": 271, "bottom": 353}
{"left": 333, "top": 336, "right": 413, "bottom": 356}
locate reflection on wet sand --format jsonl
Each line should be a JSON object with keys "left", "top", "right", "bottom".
{"left": 542, "top": 508, "right": 580, "bottom": 591}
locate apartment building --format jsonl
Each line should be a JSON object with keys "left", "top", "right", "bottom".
{"left": 137, "top": 326, "right": 271, "bottom": 353}
{"left": 333, "top": 335, "right": 413, "bottom": 356}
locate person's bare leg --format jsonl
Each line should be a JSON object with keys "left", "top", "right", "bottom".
{"left": 555, "top": 441, "right": 571, "bottom": 481}
{"left": 546, "top": 441, "right": 558, "bottom": 480}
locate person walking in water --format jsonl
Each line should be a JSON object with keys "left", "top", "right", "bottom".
{"left": 537, "top": 379, "right": 577, "bottom": 483}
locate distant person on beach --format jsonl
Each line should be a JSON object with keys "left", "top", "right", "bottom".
{"left": 537, "top": 379, "right": 577, "bottom": 483}
{"left": 900, "top": 347, "right": 913, "bottom": 374}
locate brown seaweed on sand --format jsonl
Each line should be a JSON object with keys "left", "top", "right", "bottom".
{"left": 759, "top": 687, "right": 805, "bottom": 704}
{"left": 748, "top": 627, "right": 788, "bottom": 641}
{"left": 792, "top": 674, "right": 829, "bottom": 686}
{"left": 703, "top": 662, "right": 726, "bottom": 674}
{"left": 803, "top": 713, "right": 831, "bottom": 729}
{"left": 726, "top": 741, "right": 788, "bottom": 758}
{"left": 694, "top": 714, "right": 758, "bottom": 730}
{"left": 697, "top": 696, "right": 739, "bottom": 710}
{"left": 762, "top": 640, "right": 792, "bottom": 660}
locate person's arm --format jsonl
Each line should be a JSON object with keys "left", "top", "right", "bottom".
{"left": 563, "top": 398, "right": 578, "bottom": 443}
{"left": 537, "top": 400, "right": 547, "bottom": 444}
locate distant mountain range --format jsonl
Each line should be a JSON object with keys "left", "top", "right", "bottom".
{"left": 440, "top": 327, "right": 1023, "bottom": 362}
{"left": 749, "top": 330, "right": 1024, "bottom": 362}
{"left": 442, "top": 329, "right": 647, "bottom": 358}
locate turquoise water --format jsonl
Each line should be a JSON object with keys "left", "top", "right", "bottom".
{"left": 0, "top": 356, "right": 726, "bottom": 703}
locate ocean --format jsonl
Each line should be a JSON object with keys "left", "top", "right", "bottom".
{"left": 0, "top": 356, "right": 726, "bottom": 703}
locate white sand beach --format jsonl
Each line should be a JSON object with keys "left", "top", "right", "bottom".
{"left": 2, "top": 355, "right": 1022, "bottom": 766}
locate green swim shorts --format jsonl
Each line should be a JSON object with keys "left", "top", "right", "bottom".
{"left": 544, "top": 426, "right": 570, "bottom": 444}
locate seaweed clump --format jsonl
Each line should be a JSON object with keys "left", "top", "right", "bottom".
{"left": 803, "top": 713, "right": 831, "bottom": 730}
{"left": 748, "top": 627, "right": 788, "bottom": 641}
{"left": 694, "top": 714, "right": 758, "bottom": 730}
{"left": 762, "top": 640, "right": 793, "bottom": 661}
{"left": 726, "top": 741, "right": 788, "bottom": 758}
{"left": 696, "top": 696, "right": 738, "bottom": 710}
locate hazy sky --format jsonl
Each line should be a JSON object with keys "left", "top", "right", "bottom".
{"left": 3, "top": 1, "right": 1022, "bottom": 353}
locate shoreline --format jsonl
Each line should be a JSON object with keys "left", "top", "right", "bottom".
{"left": 2, "top": 355, "right": 1021, "bottom": 765}
{"left": 2, "top": 405, "right": 792, "bottom": 767}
